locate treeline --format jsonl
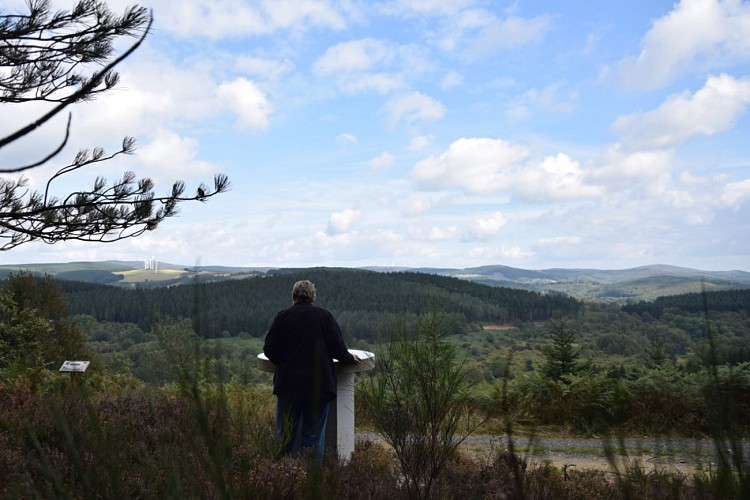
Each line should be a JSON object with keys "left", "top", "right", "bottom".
{"left": 56, "top": 269, "right": 582, "bottom": 341}
{"left": 55, "top": 270, "right": 122, "bottom": 284}
{"left": 622, "top": 288, "right": 750, "bottom": 317}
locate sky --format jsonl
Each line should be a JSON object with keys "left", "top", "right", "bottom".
{"left": 2, "top": 0, "right": 750, "bottom": 271}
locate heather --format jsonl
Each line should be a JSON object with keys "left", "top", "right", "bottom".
{"left": 2, "top": 372, "right": 745, "bottom": 499}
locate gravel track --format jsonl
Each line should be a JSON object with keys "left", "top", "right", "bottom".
{"left": 357, "top": 432, "right": 750, "bottom": 473}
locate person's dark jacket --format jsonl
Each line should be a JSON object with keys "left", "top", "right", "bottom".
{"left": 263, "top": 300, "right": 356, "bottom": 402}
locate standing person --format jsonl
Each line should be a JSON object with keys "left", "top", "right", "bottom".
{"left": 263, "top": 280, "right": 359, "bottom": 463}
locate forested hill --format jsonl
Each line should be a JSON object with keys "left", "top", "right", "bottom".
{"left": 57, "top": 268, "right": 581, "bottom": 341}
{"left": 622, "top": 288, "right": 750, "bottom": 317}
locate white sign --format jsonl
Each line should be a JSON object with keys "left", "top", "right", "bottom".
{"left": 59, "top": 360, "right": 90, "bottom": 373}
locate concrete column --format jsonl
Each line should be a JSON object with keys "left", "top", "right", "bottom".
{"left": 257, "top": 349, "right": 374, "bottom": 462}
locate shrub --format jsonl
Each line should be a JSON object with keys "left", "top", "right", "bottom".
{"left": 0, "top": 372, "right": 284, "bottom": 498}
{"left": 359, "top": 310, "right": 479, "bottom": 499}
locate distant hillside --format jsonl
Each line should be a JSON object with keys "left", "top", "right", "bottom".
{"left": 56, "top": 268, "right": 582, "bottom": 340}
{"left": 2, "top": 261, "right": 749, "bottom": 302}
{"left": 418, "top": 264, "right": 750, "bottom": 301}
{"left": 0, "top": 261, "right": 135, "bottom": 276}
{"left": 0, "top": 261, "right": 267, "bottom": 288}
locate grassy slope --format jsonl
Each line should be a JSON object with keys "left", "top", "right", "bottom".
{"left": 116, "top": 269, "right": 187, "bottom": 282}
{"left": 0, "top": 261, "right": 135, "bottom": 275}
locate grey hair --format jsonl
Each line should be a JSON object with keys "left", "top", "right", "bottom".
{"left": 292, "top": 280, "right": 316, "bottom": 303}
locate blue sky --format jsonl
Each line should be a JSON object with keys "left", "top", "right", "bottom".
{"left": 2, "top": 0, "right": 750, "bottom": 271}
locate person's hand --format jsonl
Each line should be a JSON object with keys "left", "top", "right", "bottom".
{"left": 352, "top": 353, "right": 361, "bottom": 363}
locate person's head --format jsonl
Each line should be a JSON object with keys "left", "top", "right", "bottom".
{"left": 292, "top": 280, "right": 316, "bottom": 303}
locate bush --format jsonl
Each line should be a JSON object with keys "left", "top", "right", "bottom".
{"left": 0, "top": 372, "right": 282, "bottom": 498}
{"left": 359, "top": 310, "right": 479, "bottom": 499}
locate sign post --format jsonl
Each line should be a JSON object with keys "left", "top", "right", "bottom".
{"left": 59, "top": 361, "right": 90, "bottom": 373}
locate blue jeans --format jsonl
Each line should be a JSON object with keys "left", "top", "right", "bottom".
{"left": 275, "top": 393, "right": 330, "bottom": 464}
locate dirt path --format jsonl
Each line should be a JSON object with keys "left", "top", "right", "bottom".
{"left": 461, "top": 435, "right": 749, "bottom": 475}
{"left": 359, "top": 433, "right": 749, "bottom": 475}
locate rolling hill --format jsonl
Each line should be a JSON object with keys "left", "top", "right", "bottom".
{"left": 1, "top": 261, "right": 748, "bottom": 302}
{"left": 422, "top": 264, "right": 750, "bottom": 301}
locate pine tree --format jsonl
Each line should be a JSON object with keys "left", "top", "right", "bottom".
{"left": 0, "top": 0, "right": 229, "bottom": 250}
{"left": 541, "top": 318, "right": 580, "bottom": 381}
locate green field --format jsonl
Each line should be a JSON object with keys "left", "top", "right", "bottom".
{"left": 115, "top": 269, "right": 187, "bottom": 282}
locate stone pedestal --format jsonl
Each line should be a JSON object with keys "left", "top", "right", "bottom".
{"left": 257, "top": 349, "right": 375, "bottom": 462}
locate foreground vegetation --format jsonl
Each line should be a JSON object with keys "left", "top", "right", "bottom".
{"left": 1, "top": 271, "right": 749, "bottom": 498}
{"left": 1, "top": 365, "right": 748, "bottom": 498}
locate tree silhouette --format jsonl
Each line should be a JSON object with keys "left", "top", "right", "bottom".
{"left": 0, "top": 0, "right": 229, "bottom": 250}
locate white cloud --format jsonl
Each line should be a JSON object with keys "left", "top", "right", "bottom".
{"left": 462, "top": 14, "right": 551, "bottom": 60}
{"left": 466, "top": 212, "right": 507, "bottom": 240}
{"left": 151, "top": 230, "right": 210, "bottom": 257}
{"left": 0, "top": 101, "right": 73, "bottom": 180}
{"left": 150, "top": 0, "right": 347, "bottom": 39}
{"left": 71, "top": 51, "right": 209, "bottom": 146}
{"left": 504, "top": 82, "right": 579, "bottom": 120}
{"left": 379, "top": 0, "right": 475, "bottom": 16}
{"left": 583, "top": 32, "right": 601, "bottom": 55}
{"left": 234, "top": 56, "right": 294, "bottom": 81}
{"left": 526, "top": 83, "right": 579, "bottom": 113}
{"left": 314, "top": 38, "right": 394, "bottom": 75}
{"left": 412, "top": 138, "right": 601, "bottom": 200}
{"left": 615, "top": 0, "right": 750, "bottom": 90}
{"left": 264, "top": 0, "right": 348, "bottom": 31}
{"left": 428, "top": 225, "right": 459, "bottom": 240}
{"left": 613, "top": 74, "right": 750, "bottom": 148}
{"left": 399, "top": 3, "right": 551, "bottom": 59}
{"left": 413, "top": 137, "right": 528, "bottom": 194}
{"left": 721, "top": 179, "right": 750, "bottom": 207}
{"left": 384, "top": 91, "right": 446, "bottom": 129}
{"left": 76, "top": 85, "right": 173, "bottom": 143}
{"left": 504, "top": 103, "right": 530, "bottom": 121}
{"left": 536, "top": 236, "right": 583, "bottom": 247}
{"left": 72, "top": 47, "right": 228, "bottom": 143}
{"left": 327, "top": 208, "right": 361, "bottom": 234}
{"left": 136, "top": 128, "right": 220, "bottom": 182}
{"left": 313, "top": 38, "right": 430, "bottom": 94}
{"left": 489, "top": 76, "right": 519, "bottom": 90}
{"left": 590, "top": 146, "right": 674, "bottom": 196}
{"left": 338, "top": 73, "right": 407, "bottom": 94}
{"left": 517, "top": 154, "right": 603, "bottom": 201}
{"left": 155, "top": 2, "right": 266, "bottom": 38}
{"left": 427, "top": 8, "right": 487, "bottom": 52}
{"left": 441, "top": 71, "right": 464, "bottom": 90}
{"left": 314, "top": 230, "right": 357, "bottom": 247}
{"left": 403, "top": 198, "right": 434, "bottom": 216}
{"left": 409, "top": 135, "right": 434, "bottom": 150}
{"left": 369, "top": 151, "right": 395, "bottom": 169}
{"left": 401, "top": 193, "right": 458, "bottom": 216}
{"left": 336, "top": 133, "right": 358, "bottom": 145}
{"left": 216, "top": 78, "right": 274, "bottom": 129}
{"left": 468, "top": 245, "right": 533, "bottom": 261}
